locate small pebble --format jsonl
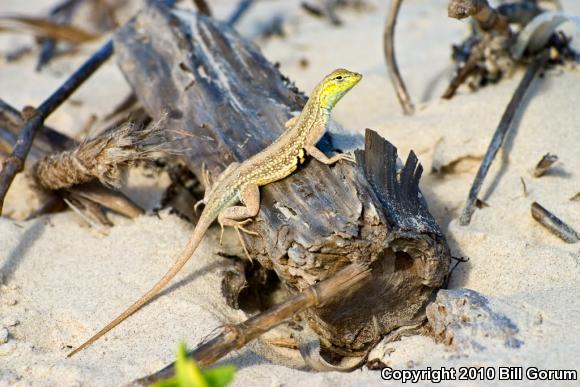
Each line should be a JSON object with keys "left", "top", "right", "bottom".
{"left": 3, "top": 297, "right": 17, "bottom": 306}
{"left": 0, "top": 341, "right": 16, "bottom": 356}
{"left": 0, "top": 328, "right": 8, "bottom": 344}
{"left": 3, "top": 318, "right": 19, "bottom": 327}
{"left": 1, "top": 284, "right": 18, "bottom": 292}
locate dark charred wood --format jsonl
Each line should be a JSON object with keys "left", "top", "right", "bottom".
{"left": 114, "top": 3, "right": 449, "bottom": 359}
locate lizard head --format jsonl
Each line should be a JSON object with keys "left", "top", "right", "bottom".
{"left": 317, "top": 68, "right": 362, "bottom": 111}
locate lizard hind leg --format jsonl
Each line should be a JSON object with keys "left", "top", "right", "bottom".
{"left": 218, "top": 184, "right": 261, "bottom": 261}
{"left": 195, "top": 162, "right": 240, "bottom": 213}
{"left": 194, "top": 163, "right": 213, "bottom": 213}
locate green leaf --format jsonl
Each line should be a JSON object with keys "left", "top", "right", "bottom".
{"left": 153, "top": 343, "right": 235, "bottom": 387}
{"left": 153, "top": 377, "right": 179, "bottom": 387}
{"left": 202, "top": 365, "right": 236, "bottom": 387}
{"left": 175, "top": 343, "right": 208, "bottom": 387}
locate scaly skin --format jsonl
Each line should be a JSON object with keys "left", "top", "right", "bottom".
{"left": 67, "top": 68, "right": 362, "bottom": 357}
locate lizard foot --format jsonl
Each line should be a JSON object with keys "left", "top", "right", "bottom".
{"left": 234, "top": 226, "right": 253, "bottom": 263}
{"left": 336, "top": 152, "right": 356, "bottom": 163}
{"left": 218, "top": 218, "right": 260, "bottom": 262}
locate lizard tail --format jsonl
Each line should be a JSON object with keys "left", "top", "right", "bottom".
{"left": 67, "top": 216, "right": 212, "bottom": 357}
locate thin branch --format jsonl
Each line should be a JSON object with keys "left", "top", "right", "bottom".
{"left": 34, "top": 121, "right": 167, "bottom": 190}
{"left": 226, "top": 0, "right": 255, "bottom": 27}
{"left": 383, "top": 0, "right": 414, "bottom": 115}
{"left": 442, "top": 44, "right": 481, "bottom": 99}
{"left": 0, "top": 0, "right": 181, "bottom": 214}
{"left": 448, "top": 0, "right": 509, "bottom": 35}
{"left": 533, "top": 153, "right": 558, "bottom": 177}
{"left": 531, "top": 202, "right": 580, "bottom": 243}
{"left": 37, "top": 0, "right": 82, "bottom": 71}
{"left": 301, "top": 1, "right": 342, "bottom": 26}
{"left": 129, "top": 262, "right": 372, "bottom": 386}
{"left": 1, "top": 98, "right": 145, "bottom": 220}
{"left": 192, "top": 0, "right": 212, "bottom": 17}
{"left": 459, "top": 50, "right": 549, "bottom": 226}
{"left": 0, "top": 40, "right": 113, "bottom": 214}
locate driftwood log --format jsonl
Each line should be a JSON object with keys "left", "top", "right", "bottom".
{"left": 114, "top": 2, "right": 450, "bottom": 360}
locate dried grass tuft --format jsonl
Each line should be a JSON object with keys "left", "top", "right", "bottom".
{"left": 34, "top": 118, "right": 168, "bottom": 190}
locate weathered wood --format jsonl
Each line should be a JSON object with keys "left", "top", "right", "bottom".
{"left": 114, "top": 3, "right": 450, "bottom": 358}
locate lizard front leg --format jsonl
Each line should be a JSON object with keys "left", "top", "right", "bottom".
{"left": 218, "top": 184, "right": 260, "bottom": 260}
{"left": 304, "top": 144, "right": 355, "bottom": 165}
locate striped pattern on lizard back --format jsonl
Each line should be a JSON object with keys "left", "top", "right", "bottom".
{"left": 205, "top": 103, "right": 324, "bottom": 218}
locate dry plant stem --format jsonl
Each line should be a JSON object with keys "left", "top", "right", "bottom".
{"left": 384, "top": 0, "right": 414, "bottom": 115}
{"left": 37, "top": 0, "right": 81, "bottom": 71}
{"left": 531, "top": 202, "right": 580, "bottom": 243}
{"left": 130, "top": 262, "right": 372, "bottom": 386}
{"left": 226, "top": 0, "right": 255, "bottom": 27}
{"left": 533, "top": 153, "right": 558, "bottom": 177}
{"left": 459, "top": 50, "right": 549, "bottom": 226}
{"left": 34, "top": 123, "right": 165, "bottom": 190}
{"left": 1, "top": 98, "right": 145, "bottom": 220}
{"left": 442, "top": 46, "right": 481, "bottom": 99}
{"left": 0, "top": 40, "right": 113, "bottom": 214}
{"left": 0, "top": 0, "right": 181, "bottom": 214}
{"left": 68, "top": 183, "right": 144, "bottom": 219}
{"left": 192, "top": 0, "right": 212, "bottom": 16}
{"left": 448, "top": 0, "right": 509, "bottom": 34}
{"left": 301, "top": 1, "right": 342, "bottom": 26}
{"left": 0, "top": 15, "right": 98, "bottom": 43}
{"left": 0, "top": 98, "right": 73, "bottom": 156}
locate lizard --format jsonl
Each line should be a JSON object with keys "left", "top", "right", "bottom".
{"left": 67, "top": 68, "right": 362, "bottom": 357}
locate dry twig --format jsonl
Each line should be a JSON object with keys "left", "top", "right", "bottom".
{"left": 459, "top": 50, "right": 549, "bottom": 225}
{"left": 36, "top": 0, "right": 82, "bottom": 71}
{"left": 34, "top": 121, "right": 167, "bottom": 190}
{"left": 383, "top": 0, "right": 414, "bottom": 115}
{"left": 531, "top": 202, "right": 580, "bottom": 243}
{"left": 301, "top": 1, "right": 342, "bottom": 25}
{"left": 0, "top": 98, "right": 147, "bottom": 220}
{"left": 0, "top": 0, "right": 186, "bottom": 214}
{"left": 0, "top": 15, "right": 97, "bottom": 43}
{"left": 130, "top": 262, "right": 372, "bottom": 386}
{"left": 442, "top": 43, "right": 482, "bottom": 99}
{"left": 226, "top": 0, "right": 255, "bottom": 27}
{"left": 0, "top": 40, "right": 113, "bottom": 214}
{"left": 448, "top": 0, "right": 509, "bottom": 34}
{"left": 192, "top": 0, "right": 212, "bottom": 16}
{"left": 533, "top": 152, "right": 558, "bottom": 177}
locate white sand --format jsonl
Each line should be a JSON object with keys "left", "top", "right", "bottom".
{"left": 1, "top": 0, "right": 579, "bottom": 385}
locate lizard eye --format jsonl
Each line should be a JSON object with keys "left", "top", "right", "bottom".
{"left": 334, "top": 75, "right": 343, "bottom": 81}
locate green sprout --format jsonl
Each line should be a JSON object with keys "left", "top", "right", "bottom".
{"left": 153, "top": 343, "right": 236, "bottom": 387}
